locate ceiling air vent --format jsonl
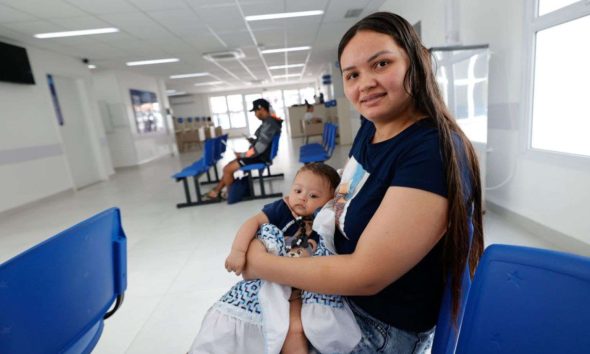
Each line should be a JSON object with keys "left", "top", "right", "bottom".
{"left": 344, "top": 8, "right": 363, "bottom": 18}
{"left": 202, "top": 49, "right": 245, "bottom": 62}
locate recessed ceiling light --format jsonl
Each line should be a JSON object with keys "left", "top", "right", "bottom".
{"left": 268, "top": 64, "right": 305, "bottom": 70}
{"left": 34, "top": 27, "right": 119, "bottom": 39}
{"left": 88, "top": 64, "right": 97, "bottom": 69}
{"left": 245, "top": 10, "right": 323, "bottom": 22}
{"left": 126, "top": 58, "right": 179, "bottom": 66}
{"left": 194, "top": 81, "right": 223, "bottom": 86}
{"left": 273, "top": 74, "right": 301, "bottom": 79}
{"left": 261, "top": 46, "right": 310, "bottom": 54}
{"left": 169, "top": 72, "right": 209, "bottom": 79}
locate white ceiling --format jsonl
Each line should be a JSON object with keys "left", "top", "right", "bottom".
{"left": 0, "top": 0, "right": 385, "bottom": 94}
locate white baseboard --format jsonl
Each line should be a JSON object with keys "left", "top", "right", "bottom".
{"left": 486, "top": 201, "right": 590, "bottom": 257}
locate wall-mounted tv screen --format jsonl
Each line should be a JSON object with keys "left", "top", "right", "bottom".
{"left": 0, "top": 41, "right": 36, "bottom": 85}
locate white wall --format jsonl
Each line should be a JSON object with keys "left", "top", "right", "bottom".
{"left": 0, "top": 43, "right": 111, "bottom": 213}
{"left": 379, "top": 0, "right": 590, "bottom": 246}
{"left": 169, "top": 93, "right": 210, "bottom": 118}
{"left": 93, "top": 70, "right": 175, "bottom": 167}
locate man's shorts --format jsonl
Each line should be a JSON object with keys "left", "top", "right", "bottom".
{"left": 237, "top": 155, "right": 267, "bottom": 167}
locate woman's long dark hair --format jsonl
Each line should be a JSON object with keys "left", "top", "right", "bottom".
{"left": 338, "top": 12, "right": 484, "bottom": 324}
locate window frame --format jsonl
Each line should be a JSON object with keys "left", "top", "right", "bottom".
{"left": 523, "top": 0, "right": 590, "bottom": 166}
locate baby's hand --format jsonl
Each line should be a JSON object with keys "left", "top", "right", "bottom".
{"left": 225, "top": 249, "right": 246, "bottom": 275}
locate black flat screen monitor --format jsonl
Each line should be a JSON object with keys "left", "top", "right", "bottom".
{"left": 0, "top": 41, "right": 36, "bottom": 85}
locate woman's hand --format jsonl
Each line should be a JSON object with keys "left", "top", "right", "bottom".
{"left": 241, "top": 239, "right": 267, "bottom": 280}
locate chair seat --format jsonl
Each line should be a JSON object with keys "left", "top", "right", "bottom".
{"left": 172, "top": 159, "right": 209, "bottom": 179}
{"left": 239, "top": 162, "right": 267, "bottom": 172}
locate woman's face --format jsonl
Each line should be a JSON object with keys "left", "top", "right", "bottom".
{"left": 340, "top": 30, "right": 413, "bottom": 123}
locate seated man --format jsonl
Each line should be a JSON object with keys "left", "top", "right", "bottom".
{"left": 205, "top": 98, "right": 282, "bottom": 200}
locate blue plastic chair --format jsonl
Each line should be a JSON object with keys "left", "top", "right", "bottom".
{"left": 431, "top": 218, "right": 474, "bottom": 354}
{"left": 455, "top": 244, "right": 590, "bottom": 354}
{"left": 172, "top": 138, "right": 222, "bottom": 207}
{"left": 239, "top": 133, "right": 284, "bottom": 201}
{"left": 0, "top": 208, "right": 127, "bottom": 354}
{"left": 299, "top": 123, "right": 337, "bottom": 164}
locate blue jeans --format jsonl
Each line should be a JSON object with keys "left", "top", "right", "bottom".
{"left": 348, "top": 300, "right": 434, "bottom": 353}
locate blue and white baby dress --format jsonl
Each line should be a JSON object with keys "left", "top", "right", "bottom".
{"left": 189, "top": 221, "right": 361, "bottom": 354}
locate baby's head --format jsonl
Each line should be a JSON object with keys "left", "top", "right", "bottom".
{"left": 287, "top": 163, "right": 341, "bottom": 217}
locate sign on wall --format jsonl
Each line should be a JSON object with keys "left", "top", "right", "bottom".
{"left": 129, "top": 89, "right": 165, "bottom": 134}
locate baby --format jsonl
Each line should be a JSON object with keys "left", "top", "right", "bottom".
{"left": 189, "top": 163, "right": 352, "bottom": 354}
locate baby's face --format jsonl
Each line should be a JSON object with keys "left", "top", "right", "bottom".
{"left": 287, "top": 170, "right": 332, "bottom": 217}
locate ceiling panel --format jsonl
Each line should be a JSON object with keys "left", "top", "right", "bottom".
{"left": 126, "top": 0, "right": 190, "bottom": 12}
{"left": 283, "top": 0, "right": 329, "bottom": 12}
{"left": 49, "top": 16, "right": 114, "bottom": 30}
{"left": 146, "top": 9, "right": 206, "bottom": 31}
{"left": 98, "top": 12, "right": 172, "bottom": 39}
{"left": 0, "top": 4, "right": 38, "bottom": 23}
{"left": 2, "top": 20, "right": 67, "bottom": 35}
{"left": 183, "top": 34, "right": 226, "bottom": 52}
{"left": 218, "top": 30, "right": 255, "bottom": 49}
{"left": 240, "top": 1, "right": 285, "bottom": 16}
{"left": 2, "top": 0, "right": 88, "bottom": 19}
{"left": 62, "top": 0, "right": 137, "bottom": 15}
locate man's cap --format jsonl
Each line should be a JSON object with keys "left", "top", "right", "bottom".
{"left": 249, "top": 98, "right": 270, "bottom": 112}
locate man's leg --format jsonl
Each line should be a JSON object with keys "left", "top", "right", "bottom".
{"left": 209, "top": 159, "right": 240, "bottom": 197}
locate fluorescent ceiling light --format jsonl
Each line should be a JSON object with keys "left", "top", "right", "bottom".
{"left": 126, "top": 58, "right": 179, "bottom": 66}
{"left": 34, "top": 27, "right": 119, "bottom": 39}
{"left": 170, "top": 72, "right": 209, "bottom": 79}
{"left": 194, "top": 81, "right": 223, "bottom": 86}
{"left": 261, "top": 46, "right": 310, "bottom": 54}
{"left": 88, "top": 64, "right": 97, "bottom": 69}
{"left": 245, "top": 10, "right": 323, "bottom": 21}
{"left": 269, "top": 64, "right": 305, "bottom": 70}
{"left": 273, "top": 74, "right": 301, "bottom": 79}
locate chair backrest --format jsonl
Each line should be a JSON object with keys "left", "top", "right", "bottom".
{"left": 321, "top": 123, "right": 331, "bottom": 148}
{"left": 202, "top": 138, "right": 216, "bottom": 166}
{"left": 0, "top": 208, "right": 127, "bottom": 354}
{"left": 211, "top": 135, "right": 228, "bottom": 161}
{"left": 455, "top": 244, "right": 590, "bottom": 354}
{"left": 220, "top": 134, "right": 228, "bottom": 155}
{"left": 431, "top": 218, "right": 474, "bottom": 354}
{"left": 325, "top": 124, "right": 338, "bottom": 156}
{"left": 269, "top": 133, "right": 281, "bottom": 161}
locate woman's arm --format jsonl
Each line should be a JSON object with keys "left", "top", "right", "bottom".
{"left": 225, "top": 212, "right": 269, "bottom": 275}
{"left": 245, "top": 186, "right": 448, "bottom": 295}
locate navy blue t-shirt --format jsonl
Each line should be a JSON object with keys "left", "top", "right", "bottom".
{"left": 262, "top": 199, "right": 319, "bottom": 243}
{"left": 334, "top": 117, "right": 448, "bottom": 332}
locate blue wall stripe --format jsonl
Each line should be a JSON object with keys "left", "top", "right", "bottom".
{"left": 0, "top": 144, "right": 63, "bottom": 166}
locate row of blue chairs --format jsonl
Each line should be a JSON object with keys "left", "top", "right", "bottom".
{"left": 299, "top": 122, "right": 337, "bottom": 164}
{"left": 2, "top": 206, "right": 590, "bottom": 353}
{"left": 172, "top": 134, "right": 228, "bottom": 208}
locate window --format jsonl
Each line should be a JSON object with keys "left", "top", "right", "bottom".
{"left": 538, "top": 0, "right": 580, "bottom": 16}
{"left": 433, "top": 47, "right": 489, "bottom": 144}
{"left": 209, "top": 95, "right": 247, "bottom": 130}
{"left": 263, "top": 90, "right": 286, "bottom": 119}
{"left": 211, "top": 87, "right": 315, "bottom": 134}
{"left": 528, "top": 1, "right": 590, "bottom": 157}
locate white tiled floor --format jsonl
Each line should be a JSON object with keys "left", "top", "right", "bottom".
{"left": 0, "top": 136, "right": 562, "bottom": 353}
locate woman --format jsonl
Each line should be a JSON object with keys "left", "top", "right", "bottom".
{"left": 244, "top": 12, "right": 483, "bottom": 353}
